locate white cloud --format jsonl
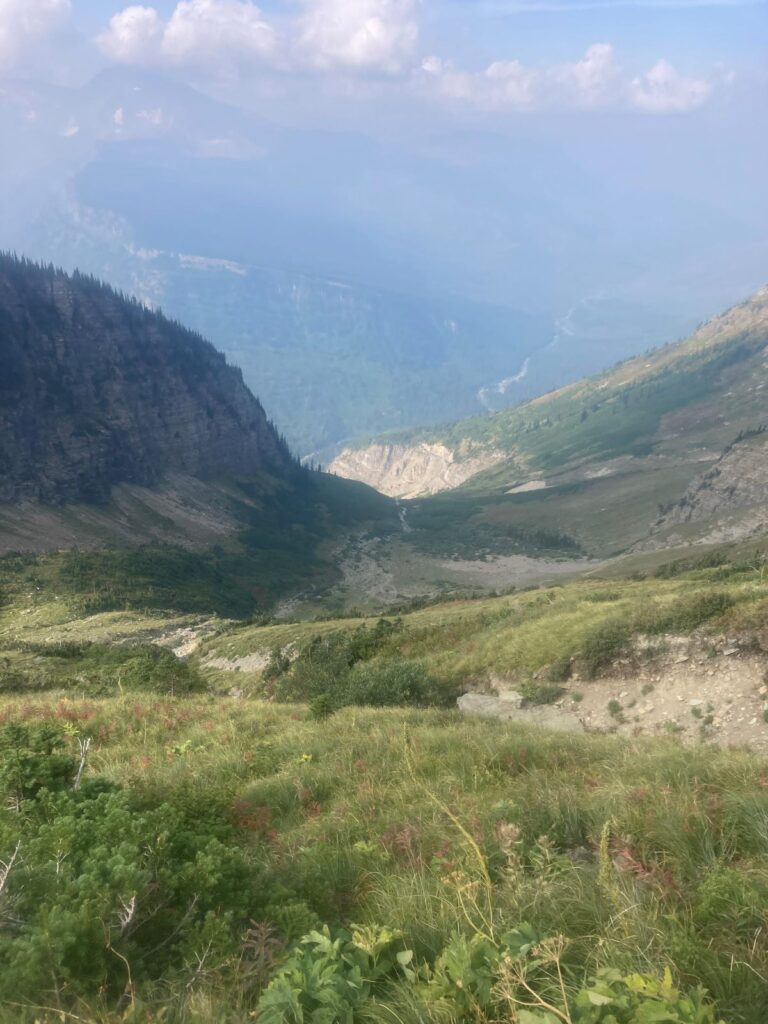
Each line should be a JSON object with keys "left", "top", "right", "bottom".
{"left": 549, "top": 42, "right": 620, "bottom": 106}
{"left": 422, "top": 44, "right": 717, "bottom": 113}
{"left": 630, "top": 58, "right": 712, "bottom": 112}
{"left": 296, "top": 0, "right": 418, "bottom": 74}
{"left": 97, "top": 6, "right": 163, "bottom": 65}
{"left": 422, "top": 56, "right": 535, "bottom": 107}
{"left": 0, "top": 0, "right": 70, "bottom": 68}
{"left": 98, "top": 0, "right": 276, "bottom": 70}
{"left": 95, "top": 1, "right": 720, "bottom": 113}
{"left": 162, "top": 0, "right": 276, "bottom": 68}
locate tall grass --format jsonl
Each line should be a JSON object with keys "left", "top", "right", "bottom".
{"left": 1, "top": 697, "right": 767, "bottom": 1021}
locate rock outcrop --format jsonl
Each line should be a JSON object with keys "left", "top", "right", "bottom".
{"left": 457, "top": 691, "right": 585, "bottom": 733}
{"left": 328, "top": 441, "right": 504, "bottom": 499}
{"left": 649, "top": 430, "right": 768, "bottom": 543}
{"left": 0, "top": 256, "right": 294, "bottom": 504}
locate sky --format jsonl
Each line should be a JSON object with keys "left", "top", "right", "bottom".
{"left": 0, "top": 0, "right": 764, "bottom": 125}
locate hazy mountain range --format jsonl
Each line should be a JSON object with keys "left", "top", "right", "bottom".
{"left": 3, "top": 67, "right": 767, "bottom": 454}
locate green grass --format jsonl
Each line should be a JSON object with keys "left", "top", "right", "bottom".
{"left": 1, "top": 697, "right": 767, "bottom": 1022}
{"left": 0, "top": 472, "right": 398, "bottom": 623}
{"left": 201, "top": 557, "right": 768, "bottom": 695}
{"left": 2, "top": 550, "right": 768, "bottom": 1021}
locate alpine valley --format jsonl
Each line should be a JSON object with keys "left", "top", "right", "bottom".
{"left": 3, "top": 256, "right": 768, "bottom": 1024}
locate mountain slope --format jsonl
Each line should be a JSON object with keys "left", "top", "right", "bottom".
{"left": 332, "top": 287, "right": 768, "bottom": 557}
{"left": 645, "top": 428, "right": 768, "bottom": 547}
{"left": 0, "top": 255, "right": 397, "bottom": 613}
{"left": 0, "top": 254, "right": 293, "bottom": 504}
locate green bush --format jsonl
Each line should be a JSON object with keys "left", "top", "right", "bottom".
{"left": 0, "top": 723, "right": 77, "bottom": 802}
{"left": 518, "top": 681, "right": 565, "bottom": 705}
{"left": 5, "top": 642, "right": 206, "bottom": 696}
{"left": 309, "top": 693, "right": 336, "bottom": 719}
{"left": 0, "top": 723, "right": 261, "bottom": 1008}
{"left": 580, "top": 619, "right": 632, "bottom": 677}
{"left": 0, "top": 789, "right": 259, "bottom": 1005}
{"left": 343, "top": 659, "right": 447, "bottom": 708}
{"left": 272, "top": 620, "right": 450, "bottom": 709}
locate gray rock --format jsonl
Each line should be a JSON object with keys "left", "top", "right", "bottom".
{"left": 457, "top": 693, "right": 584, "bottom": 733}
{"left": 495, "top": 689, "right": 525, "bottom": 708}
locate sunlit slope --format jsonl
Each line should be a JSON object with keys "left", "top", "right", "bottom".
{"left": 414, "top": 285, "right": 768, "bottom": 465}
{"left": 395, "top": 288, "right": 768, "bottom": 556}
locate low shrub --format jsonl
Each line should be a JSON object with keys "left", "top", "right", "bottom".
{"left": 518, "top": 681, "right": 565, "bottom": 705}
{"left": 637, "top": 591, "right": 735, "bottom": 634}
{"left": 0, "top": 723, "right": 77, "bottom": 802}
{"left": 342, "top": 659, "right": 449, "bottom": 708}
{"left": 580, "top": 619, "right": 632, "bottom": 677}
{"left": 2, "top": 642, "right": 206, "bottom": 696}
{"left": 271, "top": 620, "right": 451, "bottom": 709}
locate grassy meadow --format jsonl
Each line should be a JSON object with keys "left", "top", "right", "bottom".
{"left": 1, "top": 699, "right": 767, "bottom": 1022}
{"left": 203, "top": 546, "right": 768, "bottom": 701}
{"left": 2, "top": 548, "right": 768, "bottom": 1021}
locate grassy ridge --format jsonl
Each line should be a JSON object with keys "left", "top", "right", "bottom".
{"left": 381, "top": 289, "right": 768, "bottom": 464}
{"left": 349, "top": 289, "right": 768, "bottom": 559}
{"left": 203, "top": 549, "right": 768, "bottom": 698}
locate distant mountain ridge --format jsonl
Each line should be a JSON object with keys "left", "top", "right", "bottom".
{"left": 0, "top": 254, "right": 294, "bottom": 504}
{"left": 332, "top": 285, "right": 768, "bottom": 559}
{"left": 6, "top": 66, "right": 765, "bottom": 454}
{"left": 334, "top": 286, "right": 768, "bottom": 493}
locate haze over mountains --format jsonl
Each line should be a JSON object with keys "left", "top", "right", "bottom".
{"left": 5, "top": 253, "right": 768, "bottom": 612}
{"left": 3, "top": 66, "right": 767, "bottom": 454}
{"left": 334, "top": 285, "right": 768, "bottom": 559}
{"left": 5, "top": 7, "right": 768, "bottom": 1023}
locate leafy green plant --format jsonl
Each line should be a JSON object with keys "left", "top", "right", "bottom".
{"left": 563, "top": 967, "right": 724, "bottom": 1023}
{"left": 256, "top": 925, "right": 413, "bottom": 1023}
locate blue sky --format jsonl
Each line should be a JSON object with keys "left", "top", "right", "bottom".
{"left": 67, "top": 0, "right": 768, "bottom": 63}
{"left": 443, "top": 1, "right": 768, "bottom": 65}
{"left": 5, "top": 0, "right": 764, "bottom": 101}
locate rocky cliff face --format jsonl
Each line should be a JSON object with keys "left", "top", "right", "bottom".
{"left": 328, "top": 441, "right": 504, "bottom": 499}
{"left": 650, "top": 431, "right": 768, "bottom": 543}
{"left": 0, "top": 256, "right": 294, "bottom": 504}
